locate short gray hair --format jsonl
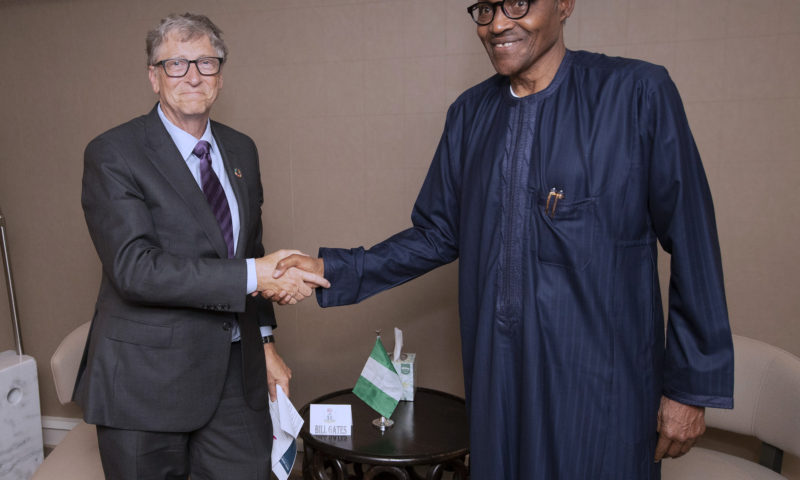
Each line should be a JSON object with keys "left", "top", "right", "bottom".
{"left": 146, "top": 13, "right": 228, "bottom": 66}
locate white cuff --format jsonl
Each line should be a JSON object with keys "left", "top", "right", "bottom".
{"left": 246, "top": 258, "right": 257, "bottom": 294}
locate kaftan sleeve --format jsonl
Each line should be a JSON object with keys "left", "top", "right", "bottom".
{"left": 644, "top": 69, "right": 734, "bottom": 408}
{"left": 317, "top": 107, "right": 463, "bottom": 307}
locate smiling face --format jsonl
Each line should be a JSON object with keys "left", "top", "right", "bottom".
{"left": 477, "top": 0, "right": 574, "bottom": 95}
{"left": 148, "top": 32, "right": 223, "bottom": 137}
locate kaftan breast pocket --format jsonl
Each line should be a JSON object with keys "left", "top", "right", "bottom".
{"left": 531, "top": 189, "right": 597, "bottom": 271}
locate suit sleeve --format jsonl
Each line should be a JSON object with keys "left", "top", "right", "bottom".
{"left": 644, "top": 69, "right": 734, "bottom": 408}
{"left": 82, "top": 135, "right": 249, "bottom": 312}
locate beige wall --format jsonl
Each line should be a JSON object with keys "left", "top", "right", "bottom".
{"left": 1, "top": 0, "right": 798, "bottom": 474}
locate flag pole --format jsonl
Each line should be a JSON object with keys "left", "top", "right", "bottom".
{"left": 371, "top": 329, "right": 395, "bottom": 431}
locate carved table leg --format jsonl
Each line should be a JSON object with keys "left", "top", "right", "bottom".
{"left": 363, "top": 465, "right": 411, "bottom": 480}
{"left": 306, "top": 450, "right": 348, "bottom": 480}
{"left": 406, "top": 465, "right": 424, "bottom": 480}
{"left": 445, "top": 457, "right": 469, "bottom": 480}
{"left": 424, "top": 463, "right": 443, "bottom": 480}
{"left": 303, "top": 444, "right": 316, "bottom": 480}
{"left": 328, "top": 459, "right": 347, "bottom": 480}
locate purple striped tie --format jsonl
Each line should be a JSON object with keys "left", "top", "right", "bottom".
{"left": 193, "top": 140, "right": 234, "bottom": 258}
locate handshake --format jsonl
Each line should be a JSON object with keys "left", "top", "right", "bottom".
{"left": 254, "top": 250, "right": 327, "bottom": 305}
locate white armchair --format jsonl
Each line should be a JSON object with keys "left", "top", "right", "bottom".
{"left": 662, "top": 334, "right": 800, "bottom": 479}
{"left": 32, "top": 322, "right": 104, "bottom": 480}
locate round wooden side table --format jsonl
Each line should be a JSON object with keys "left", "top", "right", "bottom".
{"left": 299, "top": 387, "right": 469, "bottom": 480}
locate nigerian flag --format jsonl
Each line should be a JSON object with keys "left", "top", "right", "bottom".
{"left": 353, "top": 337, "right": 403, "bottom": 418}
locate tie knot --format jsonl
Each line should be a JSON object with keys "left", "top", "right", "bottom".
{"left": 193, "top": 140, "right": 212, "bottom": 161}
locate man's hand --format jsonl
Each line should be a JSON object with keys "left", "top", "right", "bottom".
{"left": 273, "top": 254, "right": 325, "bottom": 281}
{"left": 654, "top": 396, "right": 706, "bottom": 462}
{"left": 263, "top": 342, "right": 291, "bottom": 401}
{"left": 265, "top": 254, "right": 326, "bottom": 305}
{"left": 255, "top": 250, "right": 329, "bottom": 304}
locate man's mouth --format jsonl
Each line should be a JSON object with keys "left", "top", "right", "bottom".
{"left": 493, "top": 40, "right": 519, "bottom": 49}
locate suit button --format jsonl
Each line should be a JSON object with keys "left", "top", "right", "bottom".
{"left": 222, "top": 322, "right": 231, "bottom": 331}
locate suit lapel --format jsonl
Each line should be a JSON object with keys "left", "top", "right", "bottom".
{"left": 142, "top": 106, "right": 230, "bottom": 259}
{"left": 213, "top": 123, "right": 249, "bottom": 260}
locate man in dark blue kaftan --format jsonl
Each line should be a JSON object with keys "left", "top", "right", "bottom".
{"left": 273, "top": 1, "right": 734, "bottom": 478}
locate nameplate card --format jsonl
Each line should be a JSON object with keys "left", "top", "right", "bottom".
{"left": 309, "top": 404, "right": 352, "bottom": 436}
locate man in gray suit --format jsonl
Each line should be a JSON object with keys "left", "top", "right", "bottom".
{"left": 76, "top": 13, "right": 328, "bottom": 480}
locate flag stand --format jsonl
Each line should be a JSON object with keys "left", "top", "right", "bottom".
{"left": 372, "top": 416, "right": 394, "bottom": 431}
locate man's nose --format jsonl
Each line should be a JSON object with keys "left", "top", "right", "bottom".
{"left": 489, "top": 4, "right": 515, "bottom": 33}
{"left": 185, "top": 62, "right": 202, "bottom": 83}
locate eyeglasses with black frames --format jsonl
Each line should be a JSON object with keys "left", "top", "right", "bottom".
{"left": 467, "top": 0, "right": 531, "bottom": 26}
{"left": 152, "top": 57, "right": 224, "bottom": 78}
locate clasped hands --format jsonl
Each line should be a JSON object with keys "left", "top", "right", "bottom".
{"left": 254, "top": 250, "right": 327, "bottom": 304}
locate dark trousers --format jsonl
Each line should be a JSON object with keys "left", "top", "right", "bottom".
{"left": 96, "top": 342, "right": 272, "bottom": 480}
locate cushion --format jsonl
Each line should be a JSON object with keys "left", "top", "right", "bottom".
{"left": 661, "top": 447, "right": 786, "bottom": 480}
{"left": 31, "top": 422, "right": 103, "bottom": 480}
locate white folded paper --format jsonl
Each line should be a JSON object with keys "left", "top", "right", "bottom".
{"left": 393, "top": 327, "right": 403, "bottom": 361}
{"left": 269, "top": 385, "right": 304, "bottom": 480}
{"left": 390, "top": 327, "right": 416, "bottom": 401}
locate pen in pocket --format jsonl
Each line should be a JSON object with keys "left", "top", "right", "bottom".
{"left": 546, "top": 187, "right": 565, "bottom": 218}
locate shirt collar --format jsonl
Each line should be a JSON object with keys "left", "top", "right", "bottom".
{"left": 156, "top": 103, "right": 215, "bottom": 160}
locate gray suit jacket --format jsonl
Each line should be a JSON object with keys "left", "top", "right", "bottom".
{"left": 76, "top": 105, "right": 273, "bottom": 431}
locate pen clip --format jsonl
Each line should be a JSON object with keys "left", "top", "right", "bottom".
{"left": 545, "top": 188, "right": 564, "bottom": 218}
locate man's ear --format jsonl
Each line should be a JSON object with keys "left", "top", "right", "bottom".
{"left": 559, "top": 0, "right": 576, "bottom": 23}
{"left": 148, "top": 66, "right": 160, "bottom": 94}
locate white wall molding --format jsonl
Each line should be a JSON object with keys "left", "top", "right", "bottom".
{"left": 42, "top": 416, "right": 81, "bottom": 448}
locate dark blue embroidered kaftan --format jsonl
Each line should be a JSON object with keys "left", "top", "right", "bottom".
{"left": 317, "top": 51, "right": 734, "bottom": 480}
